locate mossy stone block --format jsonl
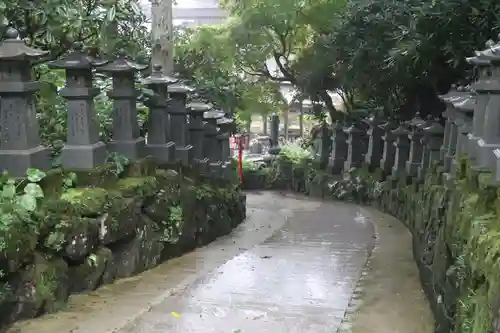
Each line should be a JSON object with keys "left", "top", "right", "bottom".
{"left": 59, "top": 187, "right": 109, "bottom": 216}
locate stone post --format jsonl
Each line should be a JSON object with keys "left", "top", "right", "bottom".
{"left": 203, "top": 109, "right": 225, "bottom": 176}
{"left": 96, "top": 50, "right": 147, "bottom": 160}
{"left": 466, "top": 47, "right": 493, "bottom": 163}
{"left": 474, "top": 37, "right": 500, "bottom": 170}
{"left": 48, "top": 42, "right": 108, "bottom": 169}
{"left": 188, "top": 101, "right": 211, "bottom": 170}
{"left": 405, "top": 113, "right": 428, "bottom": 177}
{"left": 391, "top": 124, "right": 410, "bottom": 177}
{"left": 380, "top": 121, "right": 397, "bottom": 174}
{"left": 419, "top": 120, "right": 444, "bottom": 179}
{"left": 363, "top": 115, "right": 383, "bottom": 169}
{"left": 168, "top": 82, "right": 194, "bottom": 165}
{"left": 328, "top": 122, "right": 347, "bottom": 175}
{"left": 141, "top": 64, "right": 177, "bottom": 163}
{"left": 438, "top": 85, "right": 460, "bottom": 160}
{"left": 0, "top": 28, "right": 50, "bottom": 175}
{"left": 269, "top": 112, "right": 281, "bottom": 155}
{"left": 318, "top": 122, "right": 331, "bottom": 169}
{"left": 343, "top": 124, "right": 366, "bottom": 170}
{"left": 451, "top": 93, "right": 475, "bottom": 171}
{"left": 217, "top": 117, "right": 234, "bottom": 178}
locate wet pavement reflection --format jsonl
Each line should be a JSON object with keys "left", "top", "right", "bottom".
{"left": 120, "top": 192, "right": 374, "bottom": 333}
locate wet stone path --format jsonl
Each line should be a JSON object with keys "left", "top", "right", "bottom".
{"left": 120, "top": 192, "right": 374, "bottom": 333}
{"left": 11, "top": 191, "right": 431, "bottom": 333}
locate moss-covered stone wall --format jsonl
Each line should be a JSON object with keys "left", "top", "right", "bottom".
{"left": 243, "top": 157, "right": 500, "bottom": 333}
{"left": 0, "top": 159, "right": 246, "bottom": 329}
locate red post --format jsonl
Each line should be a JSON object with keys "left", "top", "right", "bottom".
{"left": 237, "top": 135, "right": 243, "bottom": 184}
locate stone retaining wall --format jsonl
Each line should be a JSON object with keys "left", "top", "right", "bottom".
{"left": 0, "top": 159, "right": 246, "bottom": 330}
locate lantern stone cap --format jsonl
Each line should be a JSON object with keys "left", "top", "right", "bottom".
{"left": 344, "top": 124, "right": 363, "bottom": 133}
{"left": 453, "top": 95, "right": 475, "bottom": 111}
{"left": 188, "top": 101, "right": 212, "bottom": 112}
{"left": 466, "top": 56, "right": 491, "bottom": 66}
{"left": 49, "top": 42, "right": 107, "bottom": 69}
{"left": 141, "top": 64, "right": 178, "bottom": 85}
{"left": 423, "top": 120, "right": 444, "bottom": 135}
{"left": 407, "top": 112, "right": 425, "bottom": 127}
{"left": 379, "top": 121, "right": 397, "bottom": 130}
{"left": 217, "top": 117, "right": 233, "bottom": 125}
{"left": 97, "top": 50, "right": 147, "bottom": 73}
{"left": 391, "top": 124, "right": 409, "bottom": 135}
{"left": 204, "top": 110, "right": 225, "bottom": 120}
{"left": 0, "top": 27, "right": 49, "bottom": 60}
{"left": 169, "top": 82, "right": 195, "bottom": 94}
{"left": 474, "top": 37, "right": 500, "bottom": 62}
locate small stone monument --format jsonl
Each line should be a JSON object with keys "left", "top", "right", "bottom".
{"left": 168, "top": 82, "right": 195, "bottom": 165}
{"left": 203, "top": 109, "right": 225, "bottom": 176}
{"left": 188, "top": 101, "right": 212, "bottom": 171}
{"left": 391, "top": 124, "right": 410, "bottom": 178}
{"left": 328, "top": 122, "right": 347, "bottom": 175}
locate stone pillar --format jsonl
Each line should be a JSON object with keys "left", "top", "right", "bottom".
{"left": 343, "top": 124, "right": 366, "bottom": 170}
{"left": 203, "top": 109, "right": 225, "bottom": 176}
{"left": 141, "top": 64, "right": 177, "bottom": 163}
{"left": 269, "top": 112, "right": 281, "bottom": 155}
{"left": 380, "top": 121, "right": 397, "bottom": 174}
{"left": 96, "top": 50, "right": 147, "bottom": 160}
{"left": 438, "top": 85, "right": 461, "bottom": 160}
{"left": 48, "top": 42, "right": 107, "bottom": 169}
{"left": 217, "top": 117, "right": 234, "bottom": 178}
{"left": 391, "top": 124, "right": 410, "bottom": 177}
{"left": 405, "top": 113, "right": 428, "bottom": 177}
{"left": 466, "top": 50, "right": 493, "bottom": 163}
{"left": 328, "top": 122, "right": 347, "bottom": 174}
{"left": 474, "top": 37, "right": 500, "bottom": 170}
{"left": 0, "top": 28, "right": 50, "bottom": 175}
{"left": 451, "top": 93, "right": 475, "bottom": 167}
{"left": 364, "top": 116, "right": 383, "bottom": 169}
{"left": 317, "top": 123, "right": 331, "bottom": 169}
{"left": 168, "top": 82, "right": 194, "bottom": 165}
{"left": 188, "top": 101, "right": 211, "bottom": 169}
{"left": 419, "top": 120, "right": 444, "bottom": 178}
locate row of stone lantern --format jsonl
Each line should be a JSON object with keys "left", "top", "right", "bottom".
{"left": 319, "top": 112, "right": 445, "bottom": 181}
{"left": 0, "top": 27, "right": 234, "bottom": 177}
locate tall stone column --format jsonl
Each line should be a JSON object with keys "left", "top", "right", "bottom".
{"left": 328, "top": 122, "right": 347, "bottom": 174}
{"left": 49, "top": 42, "right": 108, "bottom": 169}
{"left": 474, "top": 37, "right": 500, "bottom": 170}
{"left": 317, "top": 123, "right": 331, "bottom": 169}
{"left": 343, "top": 124, "right": 366, "bottom": 170}
{"left": 0, "top": 28, "right": 50, "bottom": 175}
{"left": 168, "top": 82, "right": 194, "bottom": 165}
{"left": 380, "top": 121, "right": 397, "bottom": 174}
{"left": 141, "top": 64, "right": 177, "bottom": 163}
{"left": 269, "top": 112, "right": 281, "bottom": 155}
{"left": 451, "top": 93, "right": 475, "bottom": 166}
{"left": 364, "top": 115, "right": 383, "bottom": 169}
{"left": 188, "top": 101, "right": 211, "bottom": 170}
{"left": 217, "top": 117, "right": 234, "bottom": 178}
{"left": 96, "top": 50, "right": 147, "bottom": 160}
{"left": 391, "top": 124, "right": 410, "bottom": 177}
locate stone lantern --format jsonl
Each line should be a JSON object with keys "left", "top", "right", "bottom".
{"left": 451, "top": 93, "right": 475, "bottom": 165}
{"left": 0, "top": 27, "right": 50, "bottom": 175}
{"left": 363, "top": 115, "right": 383, "bottom": 169}
{"left": 379, "top": 121, "right": 398, "bottom": 174}
{"left": 48, "top": 42, "right": 108, "bottom": 169}
{"left": 473, "top": 36, "right": 500, "bottom": 170}
{"left": 203, "top": 109, "right": 225, "bottom": 176}
{"left": 419, "top": 119, "right": 444, "bottom": 179}
{"left": 343, "top": 124, "right": 366, "bottom": 170}
{"left": 328, "top": 122, "right": 347, "bottom": 175}
{"left": 391, "top": 124, "right": 410, "bottom": 177}
{"left": 96, "top": 50, "right": 147, "bottom": 160}
{"left": 466, "top": 53, "right": 492, "bottom": 162}
{"left": 188, "top": 101, "right": 212, "bottom": 170}
{"left": 217, "top": 116, "right": 234, "bottom": 178}
{"left": 168, "top": 82, "right": 195, "bottom": 165}
{"left": 141, "top": 64, "right": 178, "bottom": 163}
{"left": 405, "top": 113, "right": 426, "bottom": 177}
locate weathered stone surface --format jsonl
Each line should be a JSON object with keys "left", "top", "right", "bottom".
{"left": 61, "top": 218, "right": 100, "bottom": 261}
{"left": 59, "top": 187, "right": 109, "bottom": 216}
{"left": 97, "top": 197, "right": 141, "bottom": 245}
{"left": 68, "top": 247, "right": 113, "bottom": 293}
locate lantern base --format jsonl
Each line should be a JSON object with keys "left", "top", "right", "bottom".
{"left": 145, "top": 141, "right": 176, "bottom": 163}
{"left": 62, "top": 141, "right": 107, "bottom": 170}
{"left": 176, "top": 145, "right": 194, "bottom": 166}
{"left": 0, "top": 145, "right": 50, "bottom": 177}
{"left": 108, "top": 137, "right": 146, "bottom": 161}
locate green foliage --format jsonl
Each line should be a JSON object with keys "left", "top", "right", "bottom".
{"left": 278, "top": 141, "right": 312, "bottom": 164}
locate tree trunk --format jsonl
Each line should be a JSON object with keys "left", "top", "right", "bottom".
{"left": 262, "top": 114, "right": 268, "bottom": 135}
{"left": 283, "top": 108, "right": 289, "bottom": 140}
{"left": 151, "top": 0, "right": 173, "bottom": 75}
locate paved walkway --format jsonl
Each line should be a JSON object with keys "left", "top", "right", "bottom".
{"left": 8, "top": 192, "right": 432, "bottom": 333}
